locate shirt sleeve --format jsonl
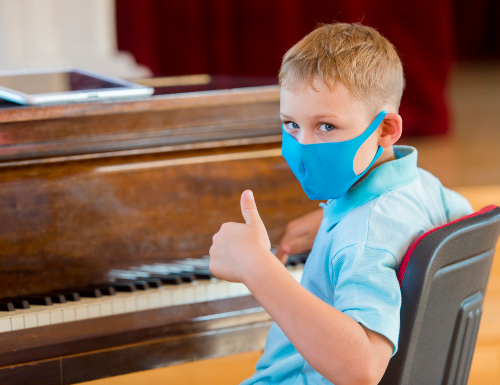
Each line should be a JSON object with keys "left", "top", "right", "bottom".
{"left": 331, "top": 244, "right": 401, "bottom": 356}
{"left": 440, "top": 186, "right": 473, "bottom": 222}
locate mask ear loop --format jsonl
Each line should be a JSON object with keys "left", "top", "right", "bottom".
{"left": 352, "top": 110, "right": 388, "bottom": 176}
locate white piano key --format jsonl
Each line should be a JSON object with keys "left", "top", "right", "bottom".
{"left": 0, "top": 316, "right": 11, "bottom": 333}
{"left": 75, "top": 305, "right": 88, "bottom": 321}
{"left": 227, "top": 282, "right": 242, "bottom": 298}
{"left": 180, "top": 284, "right": 195, "bottom": 304}
{"left": 192, "top": 282, "right": 207, "bottom": 303}
{"left": 148, "top": 292, "right": 161, "bottom": 309}
{"left": 100, "top": 301, "right": 113, "bottom": 317}
{"left": 11, "top": 315, "right": 24, "bottom": 331}
{"left": 87, "top": 303, "right": 100, "bottom": 319}
{"left": 37, "top": 310, "right": 51, "bottom": 326}
{"left": 289, "top": 267, "right": 303, "bottom": 283}
{"left": 215, "top": 280, "right": 230, "bottom": 300}
{"left": 234, "top": 283, "right": 250, "bottom": 296}
{"left": 24, "top": 313, "right": 38, "bottom": 329}
{"left": 62, "top": 306, "right": 76, "bottom": 322}
{"left": 50, "top": 309, "right": 63, "bottom": 324}
{"left": 225, "top": 282, "right": 236, "bottom": 298}
{"left": 124, "top": 296, "right": 137, "bottom": 313}
{"left": 73, "top": 297, "right": 101, "bottom": 320}
{"left": 159, "top": 288, "right": 172, "bottom": 307}
{"left": 137, "top": 294, "right": 149, "bottom": 311}
{"left": 206, "top": 281, "right": 218, "bottom": 301}
{"left": 171, "top": 287, "right": 184, "bottom": 305}
{"left": 112, "top": 298, "right": 125, "bottom": 315}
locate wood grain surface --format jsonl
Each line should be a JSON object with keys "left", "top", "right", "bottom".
{"left": 0, "top": 85, "right": 318, "bottom": 299}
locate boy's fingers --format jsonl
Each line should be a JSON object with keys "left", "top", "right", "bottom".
{"left": 278, "top": 237, "right": 308, "bottom": 257}
{"left": 275, "top": 246, "right": 289, "bottom": 264}
{"left": 240, "top": 190, "right": 264, "bottom": 227}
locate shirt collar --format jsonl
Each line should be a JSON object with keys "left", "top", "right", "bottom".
{"left": 321, "top": 145, "right": 419, "bottom": 232}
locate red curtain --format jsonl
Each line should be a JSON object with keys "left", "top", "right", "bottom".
{"left": 117, "top": 0, "right": 458, "bottom": 136}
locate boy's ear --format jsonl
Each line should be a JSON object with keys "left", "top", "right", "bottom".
{"left": 379, "top": 113, "right": 402, "bottom": 148}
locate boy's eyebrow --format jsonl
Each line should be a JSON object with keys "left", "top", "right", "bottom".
{"left": 309, "top": 112, "right": 339, "bottom": 119}
{"left": 280, "top": 113, "right": 339, "bottom": 120}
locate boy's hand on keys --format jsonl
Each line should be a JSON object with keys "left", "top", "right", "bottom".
{"left": 209, "top": 190, "right": 272, "bottom": 283}
{"left": 275, "top": 208, "right": 323, "bottom": 264}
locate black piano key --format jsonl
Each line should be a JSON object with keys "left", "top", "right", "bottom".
{"left": 128, "top": 280, "right": 150, "bottom": 290}
{"left": 178, "top": 272, "right": 196, "bottom": 283}
{"left": 284, "top": 259, "right": 295, "bottom": 266}
{"left": 296, "top": 253, "right": 309, "bottom": 263}
{"left": 153, "top": 274, "right": 183, "bottom": 285}
{"left": 2, "top": 299, "right": 30, "bottom": 309}
{"left": 16, "top": 295, "right": 53, "bottom": 306}
{"left": 51, "top": 291, "right": 81, "bottom": 301}
{"left": 0, "top": 301, "right": 15, "bottom": 312}
{"left": 116, "top": 277, "right": 163, "bottom": 288}
{"left": 134, "top": 266, "right": 196, "bottom": 283}
{"left": 285, "top": 255, "right": 302, "bottom": 266}
{"left": 109, "top": 282, "right": 137, "bottom": 292}
{"left": 191, "top": 270, "right": 214, "bottom": 280}
{"left": 74, "top": 288, "right": 103, "bottom": 298}
{"left": 89, "top": 285, "right": 117, "bottom": 296}
{"left": 142, "top": 272, "right": 179, "bottom": 285}
{"left": 143, "top": 278, "right": 163, "bottom": 288}
{"left": 47, "top": 294, "right": 66, "bottom": 304}
{"left": 161, "top": 272, "right": 196, "bottom": 283}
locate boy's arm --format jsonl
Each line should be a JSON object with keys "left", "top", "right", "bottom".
{"left": 243, "top": 251, "right": 393, "bottom": 385}
{"left": 209, "top": 191, "right": 393, "bottom": 385}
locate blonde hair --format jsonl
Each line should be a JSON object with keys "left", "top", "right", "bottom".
{"left": 279, "top": 23, "right": 404, "bottom": 111}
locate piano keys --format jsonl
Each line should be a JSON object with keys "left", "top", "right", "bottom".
{"left": 0, "top": 253, "right": 307, "bottom": 333}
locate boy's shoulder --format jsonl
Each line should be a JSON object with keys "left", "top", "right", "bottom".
{"left": 329, "top": 168, "right": 451, "bottom": 265}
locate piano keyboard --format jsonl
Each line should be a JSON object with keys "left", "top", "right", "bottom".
{"left": 0, "top": 253, "right": 307, "bottom": 333}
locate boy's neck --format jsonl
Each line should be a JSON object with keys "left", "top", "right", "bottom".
{"left": 358, "top": 145, "right": 396, "bottom": 182}
{"left": 375, "top": 145, "right": 396, "bottom": 168}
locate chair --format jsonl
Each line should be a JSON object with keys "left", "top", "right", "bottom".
{"left": 380, "top": 205, "right": 500, "bottom": 385}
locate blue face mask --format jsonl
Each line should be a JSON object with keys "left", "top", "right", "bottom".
{"left": 281, "top": 110, "right": 388, "bottom": 200}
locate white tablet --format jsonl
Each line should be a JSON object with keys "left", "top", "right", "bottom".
{"left": 0, "top": 67, "right": 154, "bottom": 105}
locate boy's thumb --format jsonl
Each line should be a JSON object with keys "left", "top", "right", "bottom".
{"left": 240, "top": 190, "right": 263, "bottom": 227}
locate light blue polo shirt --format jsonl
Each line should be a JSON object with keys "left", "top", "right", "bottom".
{"left": 242, "top": 146, "right": 472, "bottom": 385}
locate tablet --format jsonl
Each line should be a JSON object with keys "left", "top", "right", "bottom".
{"left": 0, "top": 67, "right": 154, "bottom": 105}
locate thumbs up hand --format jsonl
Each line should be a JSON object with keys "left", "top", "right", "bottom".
{"left": 209, "top": 190, "right": 272, "bottom": 283}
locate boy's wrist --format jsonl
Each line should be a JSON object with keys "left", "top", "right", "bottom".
{"left": 242, "top": 250, "right": 285, "bottom": 289}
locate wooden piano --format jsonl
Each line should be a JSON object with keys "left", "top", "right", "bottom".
{"left": 0, "top": 78, "right": 318, "bottom": 384}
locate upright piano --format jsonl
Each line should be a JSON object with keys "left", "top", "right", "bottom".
{"left": 0, "top": 78, "right": 318, "bottom": 384}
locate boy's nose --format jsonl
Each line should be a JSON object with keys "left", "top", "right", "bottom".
{"left": 298, "top": 130, "right": 318, "bottom": 145}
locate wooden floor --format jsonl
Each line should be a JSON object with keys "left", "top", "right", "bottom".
{"left": 80, "top": 63, "right": 500, "bottom": 385}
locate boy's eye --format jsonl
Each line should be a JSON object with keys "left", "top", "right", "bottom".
{"left": 285, "top": 122, "right": 300, "bottom": 130}
{"left": 319, "top": 123, "right": 337, "bottom": 132}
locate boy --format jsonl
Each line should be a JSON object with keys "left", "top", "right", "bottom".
{"left": 209, "top": 23, "right": 472, "bottom": 385}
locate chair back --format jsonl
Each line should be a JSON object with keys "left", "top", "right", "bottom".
{"left": 380, "top": 205, "right": 500, "bottom": 385}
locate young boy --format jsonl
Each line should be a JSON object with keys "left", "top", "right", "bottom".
{"left": 209, "top": 23, "right": 472, "bottom": 385}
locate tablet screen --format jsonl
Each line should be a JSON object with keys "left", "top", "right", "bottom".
{"left": 0, "top": 71, "right": 123, "bottom": 95}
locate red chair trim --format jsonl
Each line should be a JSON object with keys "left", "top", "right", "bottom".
{"left": 397, "top": 205, "right": 499, "bottom": 286}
